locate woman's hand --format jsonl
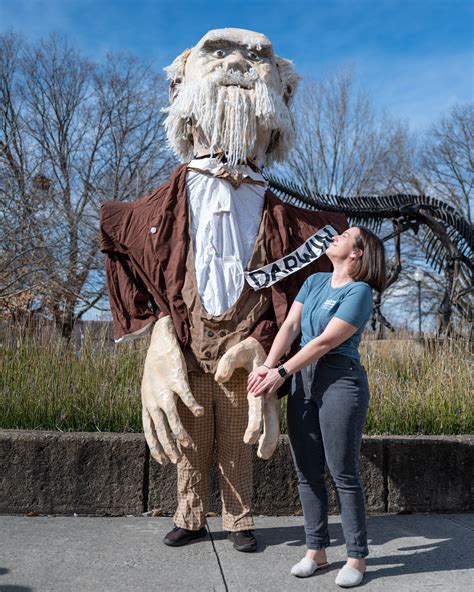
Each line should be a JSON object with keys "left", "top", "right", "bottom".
{"left": 248, "top": 368, "right": 285, "bottom": 397}
{"left": 247, "top": 365, "right": 270, "bottom": 393}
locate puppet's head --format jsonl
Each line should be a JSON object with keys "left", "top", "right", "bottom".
{"left": 164, "top": 28, "right": 300, "bottom": 167}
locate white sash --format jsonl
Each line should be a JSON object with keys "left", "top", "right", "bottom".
{"left": 244, "top": 225, "right": 337, "bottom": 290}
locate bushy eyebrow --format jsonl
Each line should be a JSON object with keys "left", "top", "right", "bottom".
{"left": 200, "top": 39, "right": 272, "bottom": 58}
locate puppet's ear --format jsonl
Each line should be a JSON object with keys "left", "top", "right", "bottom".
{"left": 164, "top": 48, "right": 192, "bottom": 103}
{"left": 275, "top": 56, "right": 301, "bottom": 106}
{"left": 168, "top": 79, "right": 181, "bottom": 104}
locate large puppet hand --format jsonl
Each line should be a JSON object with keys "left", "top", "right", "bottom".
{"left": 215, "top": 337, "right": 280, "bottom": 460}
{"left": 141, "top": 316, "right": 204, "bottom": 465}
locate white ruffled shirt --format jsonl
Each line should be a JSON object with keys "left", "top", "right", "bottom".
{"left": 186, "top": 158, "right": 266, "bottom": 315}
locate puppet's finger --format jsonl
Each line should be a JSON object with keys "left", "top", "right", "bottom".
{"left": 257, "top": 396, "right": 280, "bottom": 460}
{"left": 173, "top": 381, "right": 204, "bottom": 417}
{"left": 142, "top": 407, "right": 169, "bottom": 465}
{"left": 162, "top": 399, "right": 194, "bottom": 448}
{"left": 244, "top": 392, "right": 263, "bottom": 444}
{"left": 147, "top": 406, "right": 181, "bottom": 464}
{"left": 215, "top": 351, "right": 237, "bottom": 383}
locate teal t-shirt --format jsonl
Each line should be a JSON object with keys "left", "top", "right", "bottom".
{"left": 295, "top": 272, "right": 373, "bottom": 361}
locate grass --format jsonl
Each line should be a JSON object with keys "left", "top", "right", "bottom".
{"left": 1, "top": 324, "right": 146, "bottom": 433}
{"left": 1, "top": 323, "right": 472, "bottom": 435}
{"left": 361, "top": 336, "right": 473, "bottom": 435}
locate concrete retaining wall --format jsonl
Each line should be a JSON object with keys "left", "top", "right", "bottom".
{"left": 0, "top": 430, "right": 472, "bottom": 516}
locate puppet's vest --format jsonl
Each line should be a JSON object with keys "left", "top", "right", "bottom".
{"left": 182, "top": 208, "right": 272, "bottom": 374}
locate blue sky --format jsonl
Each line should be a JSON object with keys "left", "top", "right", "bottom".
{"left": 1, "top": 0, "right": 473, "bottom": 130}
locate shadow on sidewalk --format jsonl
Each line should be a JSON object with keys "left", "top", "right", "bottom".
{"left": 362, "top": 514, "right": 474, "bottom": 585}
{"left": 0, "top": 567, "right": 33, "bottom": 592}
{"left": 210, "top": 514, "right": 473, "bottom": 585}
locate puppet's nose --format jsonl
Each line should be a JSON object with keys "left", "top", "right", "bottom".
{"left": 224, "top": 54, "right": 251, "bottom": 74}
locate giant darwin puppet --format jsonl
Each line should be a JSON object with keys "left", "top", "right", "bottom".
{"left": 100, "top": 28, "right": 347, "bottom": 551}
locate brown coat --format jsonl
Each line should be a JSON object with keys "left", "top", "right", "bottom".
{"left": 100, "top": 164, "right": 348, "bottom": 353}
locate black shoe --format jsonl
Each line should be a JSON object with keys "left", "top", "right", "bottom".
{"left": 163, "top": 526, "right": 207, "bottom": 547}
{"left": 227, "top": 530, "right": 257, "bottom": 553}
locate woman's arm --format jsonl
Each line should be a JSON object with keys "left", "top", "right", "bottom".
{"left": 247, "top": 300, "right": 303, "bottom": 391}
{"left": 250, "top": 316, "right": 358, "bottom": 396}
{"left": 264, "top": 301, "right": 304, "bottom": 367}
{"left": 283, "top": 317, "right": 357, "bottom": 374}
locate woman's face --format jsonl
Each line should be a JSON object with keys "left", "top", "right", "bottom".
{"left": 326, "top": 227, "right": 362, "bottom": 261}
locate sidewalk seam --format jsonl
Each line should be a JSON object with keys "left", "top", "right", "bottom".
{"left": 206, "top": 520, "right": 229, "bottom": 592}
{"left": 440, "top": 514, "right": 474, "bottom": 532}
{"left": 142, "top": 444, "right": 150, "bottom": 513}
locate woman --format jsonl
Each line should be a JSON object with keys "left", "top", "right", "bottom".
{"left": 248, "top": 226, "right": 386, "bottom": 588}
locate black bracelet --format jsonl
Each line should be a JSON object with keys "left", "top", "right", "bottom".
{"left": 262, "top": 364, "right": 272, "bottom": 369}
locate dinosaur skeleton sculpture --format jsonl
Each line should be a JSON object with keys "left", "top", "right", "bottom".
{"left": 265, "top": 173, "right": 473, "bottom": 336}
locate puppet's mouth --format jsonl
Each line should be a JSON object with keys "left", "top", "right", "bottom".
{"left": 220, "top": 82, "right": 254, "bottom": 89}
{"left": 213, "top": 68, "right": 258, "bottom": 90}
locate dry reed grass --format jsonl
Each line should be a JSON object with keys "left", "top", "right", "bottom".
{"left": 1, "top": 323, "right": 472, "bottom": 435}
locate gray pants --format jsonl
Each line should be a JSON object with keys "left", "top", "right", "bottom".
{"left": 287, "top": 353, "right": 370, "bottom": 558}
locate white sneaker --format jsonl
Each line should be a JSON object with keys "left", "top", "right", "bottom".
{"left": 335, "top": 564, "right": 364, "bottom": 587}
{"left": 290, "top": 557, "right": 329, "bottom": 578}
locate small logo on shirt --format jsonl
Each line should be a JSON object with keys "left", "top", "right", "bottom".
{"left": 321, "top": 299, "right": 337, "bottom": 311}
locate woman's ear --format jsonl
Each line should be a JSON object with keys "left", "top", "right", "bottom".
{"left": 351, "top": 248, "right": 363, "bottom": 261}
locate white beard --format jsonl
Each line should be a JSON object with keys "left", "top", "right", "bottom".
{"left": 164, "top": 68, "right": 295, "bottom": 167}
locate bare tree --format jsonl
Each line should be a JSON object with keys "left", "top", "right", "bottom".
{"left": 0, "top": 33, "right": 174, "bottom": 336}
{"left": 284, "top": 68, "right": 413, "bottom": 196}
{"left": 421, "top": 103, "right": 473, "bottom": 225}
{"left": 368, "top": 103, "right": 474, "bottom": 336}
{"left": 410, "top": 103, "right": 473, "bottom": 334}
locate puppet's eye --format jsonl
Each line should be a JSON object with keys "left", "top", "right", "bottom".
{"left": 247, "top": 51, "right": 260, "bottom": 61}
{"left": 214, "top": 49, "right": 226, "bottom": 58}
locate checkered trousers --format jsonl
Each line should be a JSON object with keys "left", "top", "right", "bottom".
{"left": 173, "top": 368, "right": 254, "bottom": 532}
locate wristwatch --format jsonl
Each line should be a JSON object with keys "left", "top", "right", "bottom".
{"left": 277, "top": 364, "right": 289, "bottom": 378}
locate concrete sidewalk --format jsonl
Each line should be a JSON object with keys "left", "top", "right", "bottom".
{"left": 0, "top": 514, "right": 472, "bottom": 591}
